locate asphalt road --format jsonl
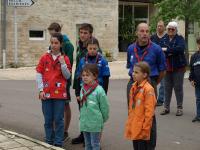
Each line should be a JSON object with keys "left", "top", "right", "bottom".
{"left": 0, "top": 80, "right": 199, "bottom": 150}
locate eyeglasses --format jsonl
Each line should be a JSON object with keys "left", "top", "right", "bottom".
{"left": 168, "top": 28, "right": 175, "bottom": 31}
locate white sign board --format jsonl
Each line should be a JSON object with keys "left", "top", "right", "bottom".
{"left": 7, "top": 0, "right": 34, "bottom": 7}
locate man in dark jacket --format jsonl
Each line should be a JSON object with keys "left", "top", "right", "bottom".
{"left": 72, "top": 23, "right": 102, "bottom": 145}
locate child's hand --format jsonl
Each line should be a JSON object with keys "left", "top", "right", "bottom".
{"left": 39, "top": 91, "right": 46, "bottom": 100}
{"left": 58, "top": 56, "right": 66, "bottom": 64}
{"left": 76, "top": 96, "right": 80, "bottom": 102}
{"left": 190, "top": 81, "right": 196, "bottom": 87}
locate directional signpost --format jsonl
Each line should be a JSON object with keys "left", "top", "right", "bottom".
{"left": 8, "top": 0, "right": 34, "bottom": 7}
{"left": 7, "top": 0, "right": 35, "bottom": 67}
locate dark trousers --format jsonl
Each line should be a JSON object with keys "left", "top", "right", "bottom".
{"left": 164, "top": 71, "right": 184, "bottom": 109}
{"left": 133, "top": 140, "right": 155, "bottom": 150}
{"left": 132, "top": 116, "right": 156, "bottom": 150}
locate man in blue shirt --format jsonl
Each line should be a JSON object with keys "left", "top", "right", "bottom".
{"left": 127, "top": 23, "right": 166, "bottom": 98}
{"left": 126, "top": 23, "right": 166, "bottom": 150}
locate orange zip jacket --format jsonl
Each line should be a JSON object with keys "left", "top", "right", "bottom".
{"left": 125, "top": 79, "right": 156, "bottom": 140}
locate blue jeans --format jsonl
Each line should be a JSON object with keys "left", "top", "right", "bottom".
{"left": 157, "top": 79, "right": 164, "bottom": 103}
{"left": 195, "top": 86, "right": 200, "bottom": 118}
{"left": 83, "top": 132, "right": 100, "bottom": 150}
{"left": 42, "top": 99, "right": 65, "bottom": 146}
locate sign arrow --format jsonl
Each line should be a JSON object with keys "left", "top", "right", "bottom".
{"left": 8, "top": 0, "right": 35, "bottom": 7}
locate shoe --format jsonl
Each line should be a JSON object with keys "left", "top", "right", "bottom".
{"left": 63, "top": 132, "right": 70, "bottom": 141}
{"left": 156, "top": 101, "right": 163, "bottom": 106}
{"left": 176, "top": 109, "right": 183, "bottom": 116}
{"left": 192, "top": 117, "right": 200, "bottom": 122}
{"left": 160, "top": 108, "right": 170, "bottom": 115}
{"left": 71, "top": 133, "right": 84, "bottom": 144}
{"left": 54, "top": 144, "right": 63, "bottom": 148}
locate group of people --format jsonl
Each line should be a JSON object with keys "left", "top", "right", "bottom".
{"left": 126, "top": 20, "right": 200, "bottom": 150}
{"left": 35, "top": 20, "right": 200, "bottom": 150}
{"left": 36, "top": 22, "right": 110, "bottom": 149}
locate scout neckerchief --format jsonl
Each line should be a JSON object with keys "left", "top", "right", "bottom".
{"left": 134, "top": 40, "right": 152, "bottom": 62}
{"left": 85, "top": 53, "right": 100, "bottom": 64}
{"left": 80, "top": 81, "right": 98, "bottom": 107}
{"left": 130, "top": 80, "right": 147, "bottom": 109}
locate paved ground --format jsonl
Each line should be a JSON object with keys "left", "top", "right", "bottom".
{"left": 0, "top": 128, "right": 64, "bottom": 150}
{"left": 0, "top": 79, "right": 199, "bottom": 150}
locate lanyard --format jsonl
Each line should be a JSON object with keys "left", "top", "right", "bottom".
{"left": 134, "top": 41, "right": 151, "bottom": 62}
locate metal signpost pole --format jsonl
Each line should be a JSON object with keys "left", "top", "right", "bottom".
{"left": 14, "top": 6, "right": 18, "bottom": 67}
{"left": 7, "top": 0, "right": 35, "bottom": 67}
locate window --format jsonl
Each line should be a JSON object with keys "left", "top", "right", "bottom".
{"left": 29, "top": 30, "right": 45, "bottom": 40}
{"left": 134, "top": 6, "right": 148, "bottom": 28}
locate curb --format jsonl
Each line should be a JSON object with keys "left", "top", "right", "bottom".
{"left": 0, "top": 128, "right": 64, "bottom": 150}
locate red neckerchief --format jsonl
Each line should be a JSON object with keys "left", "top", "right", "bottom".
{"left": 85, "top": 53, "right": 100, "bottom": 64}
{"left": 130, "top": 80, "right": 147, "bottom": 109}
{"left": 134, "top": 41, "right": 152, "bottom": 62}
{"left": 80, "top": 81, "right": 98, "bottom": 107}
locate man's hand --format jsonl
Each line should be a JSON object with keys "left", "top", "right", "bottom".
{"left": 190, "top": 81, "right": 196, "bottom": 87}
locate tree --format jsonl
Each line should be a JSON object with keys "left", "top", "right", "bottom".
{"left": 151, "top": 0, "right": 200, "bottom": 61}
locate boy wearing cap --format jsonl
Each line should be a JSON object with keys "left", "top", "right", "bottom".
{"left": 160, "top": 21, "right": 187, "bottom": 116}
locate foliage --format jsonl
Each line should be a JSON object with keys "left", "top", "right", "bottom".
{"left": 151, "top": 0, "right": 200, "bottom": 26}
{"left": 151, "top": 0, "right": 200, "bottom": 61}
{"left": 119, "top": 14, "right": 136, "bottom": 43}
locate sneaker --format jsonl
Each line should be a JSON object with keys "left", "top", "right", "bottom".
{"left": 63, "top": 132, "right": 70, "bottom": 141}
{"left": 176, "top": 109, "right": 183, "bottom": 116}
{"left": 156, "top": 101, "right": 163, "bottom": 107}
{"left": 160, "top": 108, "right": 170, "bottom": 115}
{"left": 71, "top": 133, "right": 84, "bottom": 144}
{"left": 192, "top": 117, "right": 200, "bottom": 122}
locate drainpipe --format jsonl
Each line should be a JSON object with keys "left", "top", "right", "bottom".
{"left": 1, "top": 0, "right": 6, "bottom": 69}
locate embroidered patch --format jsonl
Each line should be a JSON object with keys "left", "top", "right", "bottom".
{"left": 148, "top": 91, "right": 155, "bottom": 96}
{"left": 45, "top": 93, "right": 50, "bottom": 98}
{"left": 45, "top": 68, "right": 49, "bottom": 71}
{"left": 137, "top": 99, "right": 141, "bottom": 106}
{"left": 55, "top": 82, "right": 61, "bottom": 87}
{"left": 139, "top": 89, "right": 144, "bottom": 93}
{"left": 92, "top": 92, "right": 97, "bottom": 96}
{"left": 44, "top": 83, "right": 48, "bottom": 88}
{"left": 55, "top": 90, "right": 59, "bottom": 94}
{"left": 88, "top": 101, "right": 96, "bottom": 105}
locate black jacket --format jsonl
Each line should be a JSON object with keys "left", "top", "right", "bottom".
{"left": 189, "top": 51, "right": 200, "bottom": 85}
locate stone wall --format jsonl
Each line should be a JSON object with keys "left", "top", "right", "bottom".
{"left": 5, "top": 0, "right": 118, "bottom": 67}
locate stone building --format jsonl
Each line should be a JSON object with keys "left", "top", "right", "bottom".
{"left": 0, "top": 0, "right": 159, "bottom": 67}
{"left": 1, "top": 0, "right": 119, "bottom": 67}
